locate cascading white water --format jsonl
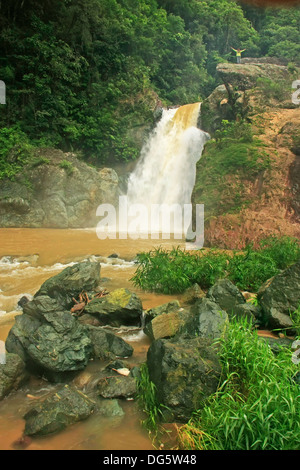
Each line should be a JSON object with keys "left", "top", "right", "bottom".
{"left": 126, "top": 102, "right": 209, "bottom": 237}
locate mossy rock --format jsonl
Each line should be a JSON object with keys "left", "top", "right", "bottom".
{"left": 24, "top": 385, "right": 95, "bottom": 436}
{"left": 0, "top": 353, "right": 29, "bottom": 400}
{"left": 144, "top": 309, "right": 189, "bottom": 341}
{"left": 97, "top": 375, "right": 137, "bottom": 399}
{"left": 147, "top": 336, "right": 222, "bottom": 422}
{"left": 84, "top": 288, "right": 143, "bottom": 327}
{"left": 35, "top": 261, "right": 101, "bottom": 310}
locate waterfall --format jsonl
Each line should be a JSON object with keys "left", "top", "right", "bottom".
{"left": 125, "top": 102, "right": 209, "bottom": 239}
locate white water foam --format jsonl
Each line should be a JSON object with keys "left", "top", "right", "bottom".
{"left": 0, "top": 255, "right": 134, "bottom": 316}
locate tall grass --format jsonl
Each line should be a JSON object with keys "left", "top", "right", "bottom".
{"left": 136, "top": 363, "right": 167, "bottom": 433}
{"left": 178, "top": 317, "right": 300, "bottom": 450}
{"left": 131, "top": 236, "right": 300, "bottom": 294}
{"left": 132, "top": 247, "right": 229, "bottom": 294}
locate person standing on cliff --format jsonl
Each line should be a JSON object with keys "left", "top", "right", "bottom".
{"left": 231, "top": 47, "right": 246, "bottom": 64}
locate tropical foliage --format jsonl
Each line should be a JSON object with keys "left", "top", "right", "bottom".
{"left": 178, "top": 317, "right": 300, "bottom": 450}
{"left": 0, "top": 1, "right": 299, "bottom": 163}
{"left": 131, "top": 236, "right": 300, "bottom": 293}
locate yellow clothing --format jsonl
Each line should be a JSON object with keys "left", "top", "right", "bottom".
{"left": 232, "top": 48, "right": 246, "bottom": 57}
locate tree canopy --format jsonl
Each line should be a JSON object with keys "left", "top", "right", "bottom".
{"left": 0, "top": 0, "right": 299, "bottom": 163}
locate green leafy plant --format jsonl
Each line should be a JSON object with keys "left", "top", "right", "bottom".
{"left": 178, "top": 317, "right": 300, "bottom": 450}
{"left": 136, "top": 363, "right": 167, "bottom": 433}
{"left": 215, "top": 119, "right": 253, "bottom": 145}
{"left": 258, "top": 235, "right": 300, "bottom": 270}
{"left": 131, "top": 237, "right": 300, "bottom": 294}
{"left": 256, "top": 77, "right": 291, "bottom": 104}
{"left": 227, "top": 248, "right": 278, "bottom": 292}
{"left": 30, "top": 156, "right": 50, "bottom": 168}
{"left": 59, "top": 159, "right": 74, "bottom": 176}
{"left": 131, "top": 247, "right": 229, "bottom": 294}
{"left": 0, "top": 127, "right": 34, "bottom": 180}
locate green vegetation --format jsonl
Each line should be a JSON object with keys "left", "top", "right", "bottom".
{"left": 290, "top": 304, "right": 300, "bottom": 337}
{"left": 256, "top": 77, "right": 292, "bottom": 104}
{"left": 59, "top": 159, "right": 74, "bottom": 176}
{"left": 131, "top": 236, "right": 300, "bottom": 294}
{"left": 132, "top": 246, "right": 228, "bottom": 293}
{"left": 136, "top": 363, "right": 167, "bottom": 433}
{"left": 0, "top": 127, "right": 34, "bottom": 180}
{"left": 30, "top": 156, "right": 50, "bottom": 168}
{"left": 178, "top": 317, "right": 300, "bottom": 450}
{"left": 0, "top": 1, "right": 299, "bottom": 168}
{"left": 193, "top": 119, "right": 270, "bottom": 217}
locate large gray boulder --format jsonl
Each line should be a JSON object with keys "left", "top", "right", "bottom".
{"left": 257, "top": 260, "right": 300, "bottom": 333}
{"left": 181, "top": 284, "right": 205, "bottom": 305}
{"left": 97, "top": 375, "right": 137, "bottom": 399}
{"left": 144, "top": 300, "right": 181, "bottom": 321}
{"left": 5, "top": 298, "right": 92, "bottom": 382}
{"left": 34, "top": 260, "right": 101, "bottom": 309}
{"left": 98, "top": 399, "right": 125, "bottom": 418}
{"left": 183, "top": 298, "right": 229, "bottom": 340}
{"left": 233, "top": 303, "right": 263, "bottom": 324}
{"left": 86, "top": 326, "right": 133, "bottom": 359}
{"left": 24, "top": 385, "right": 95, "bottom": 436}
{"left": 147, "top": 336, "right": 222, "bottom": 422}
{"left": 216, "top": 62, "right": 289, "bottom": 91}
{"left": 0, "top": 353, "right": 29, "bottom": 400}
{"left": 207, "top": 279, "right": 246, "bottom": 316}
{"left": 143, "top": 300, "right": 187, "bottom": 341}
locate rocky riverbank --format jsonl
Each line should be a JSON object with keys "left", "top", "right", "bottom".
{"left": 1, "top": 257, "right": 299, "bottom": 439}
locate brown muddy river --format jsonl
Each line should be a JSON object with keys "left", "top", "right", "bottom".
{"left": 0, "top": 228, "right": 187, "bottom": 450}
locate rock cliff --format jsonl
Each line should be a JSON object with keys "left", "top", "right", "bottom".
{"left": 0, "top": 149, "right": 120, "bottom": 228}
{"left": 194, "top": 60, "right": 300, "bottom": 249}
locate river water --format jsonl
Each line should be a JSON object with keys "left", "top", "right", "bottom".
{"left": 0, "top": 228, "right": 187, "bottom": 450}
{"left": 0, "top": 103, "right": 207, "bottom": 450}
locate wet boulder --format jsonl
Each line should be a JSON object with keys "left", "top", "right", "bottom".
{"left": 233, "top": 302, "right": 263, "bottom": 324}
{"left": 257, "top": 260, "right": 300, "bottom": 334}
{"left": 207, "top": 279, "right": 246, "bottom": 316}
{"left": 86, "top": 326, "right": 133, "bottom": 359}
{"left": 143, "top": 300, "right": 185, "bottom": 340}
{"left": 143, "top": 300, "right": 181, "bottom": 331}
{"left": 144, "top": 300, "right": 181, "bottom": 322}
{"left": 6, "top": 296, "right": 92, "bottom": 382}
{"left": 181, "top": 284, "right": 205, "bottom": 305}
{"left": 98, "top": 399, "right": 125, "bottom": 418}
{"left": 147, "top": 336, "right": 222, "bottom": 422}
{"left": 84, "top": 288, "right": 143, "bottom": 327}
{"left": 97, "top": 375, "right": 137, "bottom": 399}
{"left": 24, "top": 385, "right": 95, "bottom": 436}
{"left": 144, "top": 309, "right": 190, "bottom": 341}
{"left": 34, "top": 260, "right": 101, "bottom": 309}
{"left": 182, "top": 298, "right": 229, "bottom": 340}
{"left": 0, "top": 353, "right": 29, "bottom": 400}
